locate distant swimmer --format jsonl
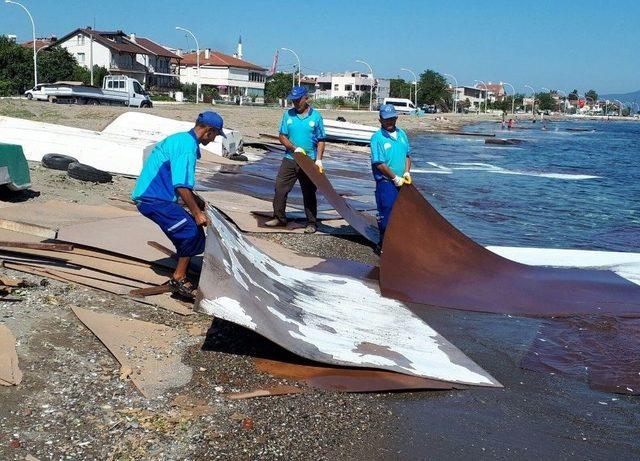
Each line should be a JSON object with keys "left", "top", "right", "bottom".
{"left": 370, "top": 104, "right": 412, "bottom": 252}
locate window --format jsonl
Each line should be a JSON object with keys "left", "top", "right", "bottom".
{"left": 77, "top": 53, "right": 85, "bottom": 63}
{"left": 77, "top": 34, "right": 85, "bottom": 45}
{"left": 355, "top": 85, "right": 360, "bottom": 91}
{"left": 107, "top": 81, "right": 113, "bottom": 89}
{"left": 133, "top": 81, "right": 145, "bottom": 94}
{"left": 333, "top": 84, "right": 339, "bottom": 90}
{"left": 119, "top": 81, "right": 125, "bottom": 89}
{"left": 344, "top": 84, "right": 352, "bottom": 91}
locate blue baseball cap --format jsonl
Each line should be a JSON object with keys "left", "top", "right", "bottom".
{"left": 287, "top": 86, "right": 308, "bottom": 100}
{"left": 196, "top": 111, "right": 226, "bottom": 137}
{"left": 379, "top": 104, "right": 398, "bottom": 120}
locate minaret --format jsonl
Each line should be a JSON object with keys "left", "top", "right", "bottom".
{"left": 236, "top": 35, "right": 243, "bottom": 60}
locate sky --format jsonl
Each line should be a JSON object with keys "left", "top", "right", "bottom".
{"left": 1, "top": 0, "right": 639, "bottom": 94}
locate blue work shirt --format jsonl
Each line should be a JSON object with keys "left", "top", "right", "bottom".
{"left": 370, "top": 128, "right": 411, "bottom": 182}
{"left": 279, "top": 107, "right": 326, "bottom": 161}
{"left": 131, "top": 129, "right": 201, "bottom": 203}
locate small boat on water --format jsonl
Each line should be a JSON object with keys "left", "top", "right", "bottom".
{"left": 323, "top": 119, "right": 377, "bottom": 144}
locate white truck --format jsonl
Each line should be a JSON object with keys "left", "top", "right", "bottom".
{"left": 29, "top": 75, "right": 152, "bottom": 108}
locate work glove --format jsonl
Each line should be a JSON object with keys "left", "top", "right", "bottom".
{"left": 294, "top": 147, "right": 307, "bottom": 155}
{"left": 392, "top": 175, "right": 405, "bottom": 187}
{"left": 315, "top": 159, "right": 324, "bottom": 174}
{"left": 403, "top": 172, "right": 412, "bottom": 184}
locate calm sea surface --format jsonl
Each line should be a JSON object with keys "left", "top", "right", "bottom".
{"left": 409, "top": 119, "right": 640, "bottom": 252}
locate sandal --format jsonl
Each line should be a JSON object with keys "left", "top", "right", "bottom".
{"left": 169, "top": 277, "right": 197, "bottom": 299}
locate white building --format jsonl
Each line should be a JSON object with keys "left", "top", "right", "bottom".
{"left": 178, "top": 46, "right": 266, "bottom": 103}
{"left": 454, "top": 86, "right": 488, "bottom": 110}
{"left": 53, "top": 28, "right": 181, "bottom": 88}
{"left": 314, "top": 72, "right": 390, "bottom": 105}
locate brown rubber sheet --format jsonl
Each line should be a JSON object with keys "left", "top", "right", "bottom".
{"left": 254, "top": 358, "right": 465, "bottom": 393}
{"left": 293, "top": 151, "right": 380, "bottom": 244}
{"left": 379, "top": 185, "right": 640, "bottom": 317}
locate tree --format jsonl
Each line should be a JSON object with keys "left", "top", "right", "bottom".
{"left": 568, "top": 89, "right": 579, "bottom": 100}
{"left": 537, "top": 92, "right": 556, "bottom": 111}
{"left": 265, "top": 72, "right": 294, "bottom": 104}
{"left": 0, "top": 35, "right": 33, "bottom": 95}
{"left": 38, "top": 46, "right": 79, "bottom": 83}
{"left": 585, "top": 89, "right": 598, "bottom": 103}
{"left": 416, "top": 70, "right": 452, "bottom": 110}
{"left": 389, "top": 78, "right": 412, "bottom": 99}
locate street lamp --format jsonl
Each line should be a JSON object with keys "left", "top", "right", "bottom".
{"left": 524, "top": 85, "right": 536, "bottom": 119}
{"left": 444, "top": 73, "right": 458, "bottom": 114}
{"left": 176, "top": 26, "right": 200, "bottom": 104}
{"left": 502, "top": 82, "right": 516, "bottom": 115}
{"left": 355, "top": 59, "right": 374, "bottom": 111}
{"left": 281, "top": 47, "right": 300, "bottom": 87}
{"left": 6, "top": 0, "right": 37, "bottom": 86}
{"left": 400, "top": 68, "right": 418, "bottom": 109}
{"left": 474, "top": 80, "right": 488, "bottom": 114}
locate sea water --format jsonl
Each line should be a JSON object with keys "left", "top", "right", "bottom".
{"left": 409, "top": 119, "right": 640, "bottom": 252}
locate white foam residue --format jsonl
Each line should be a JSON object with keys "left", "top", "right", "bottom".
{"left": 487, "top": 246, "right": 640, "bottom": 286}
{"left": 200, "top": 297, "right": 257, "bottom": 329}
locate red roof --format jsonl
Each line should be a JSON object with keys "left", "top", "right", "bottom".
{"left": 21, "top": 38, "right": 55, "bottom": 50}
{"left": 180, "top": 50, "right": 265, "bottom": 71}
{"left": 133, "top": 37, "right": 181, "bottom": 60}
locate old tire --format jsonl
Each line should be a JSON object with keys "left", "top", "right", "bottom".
{"left": 229, "top": 153, "right": 248, "bottom": 162}
{"left": 67, "top": 162, "right": 113, "bottom": 183}
{"left": 42, "top": 154, "right": 79, "bottom": 171}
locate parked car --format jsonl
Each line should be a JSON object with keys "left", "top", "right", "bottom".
{"left": 382, "top": 97, "right": 417, "bottom": 114}
{"left": 24, "top": 84, "right": 54, "bottom": 101}
{"left": 421, "top": 105, "right": 438, "bottom": 114}
{"left": 35, "top": 76, "right": 152, "bottom": 107}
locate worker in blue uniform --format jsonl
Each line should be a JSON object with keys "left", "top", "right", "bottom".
{"left": 370, "top": 104, "right": 412, "bottom": 247}
{"left": 265, "top": 86, "right": 326, "bottom": 234}
{"left": 131, "top": 111, "right": 225, "bottom": 298}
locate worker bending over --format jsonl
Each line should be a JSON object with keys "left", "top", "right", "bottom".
{"left": 131, "top": 111, "right": 225, "bottom": 298}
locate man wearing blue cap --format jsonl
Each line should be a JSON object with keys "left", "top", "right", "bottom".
{"left": 265, "top": 85, "right": 326, "bottom": 234}
{"left": 370, "top": 104, "right": 412, "bottom": 246}
{"left": 132, "top": 111, "right": 225, "bottom": 298}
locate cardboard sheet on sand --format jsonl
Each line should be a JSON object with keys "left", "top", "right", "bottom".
{"left": 199, "top": 190, "right": 357, "bottom": 235}
{"left": 0, "top": 245, "right": 169, "bottom": 285}
{"left": 72, "top": 307, "right": 192, "bottom": 398}
{"left": 56, "top": 215, "right": 174, "bottom": 265}
{"left": 0, "top": 324, "right": 22, "bottom": 386}
{"left": 0, "top": 201, "right": 137, "bottom": 238}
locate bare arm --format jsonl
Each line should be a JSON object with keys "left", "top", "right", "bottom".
{"left": 316, "top": 141, "right": 325, "bottom": 160}
{"left": 405, "top": 156, "right": 411, "bottom": 174}
{"left": 176, "top": 187, "right": 207, "bottom": 226}
{"left": 278, "top": 133, "right": 296, "bottom": 152}
{"left": 376, "top": 163, "right": 398, "bottom": 180}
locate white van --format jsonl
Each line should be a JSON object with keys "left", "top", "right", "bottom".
{"left": 382, "top": 97, "right": 417, "bottom": 114}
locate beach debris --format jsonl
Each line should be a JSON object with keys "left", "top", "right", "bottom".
{"left": 71, "top": 306, "right": 192, "bottom": 398}
{"left": 197, "top": 205, "right": 500, "bottom": 387}
{"left": 0, "top": 324, "right": 23, "bottom": 386}
{"left": 225, "top": 385, "right": 304, "bottom": 400}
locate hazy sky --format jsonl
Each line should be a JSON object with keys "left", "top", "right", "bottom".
{"left": 2, "top": 0, "right": 638, "bottom": 94}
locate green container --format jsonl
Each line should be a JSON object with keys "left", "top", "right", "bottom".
{"left": 0, "top": 143, "right": 31, "bottom": 191}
